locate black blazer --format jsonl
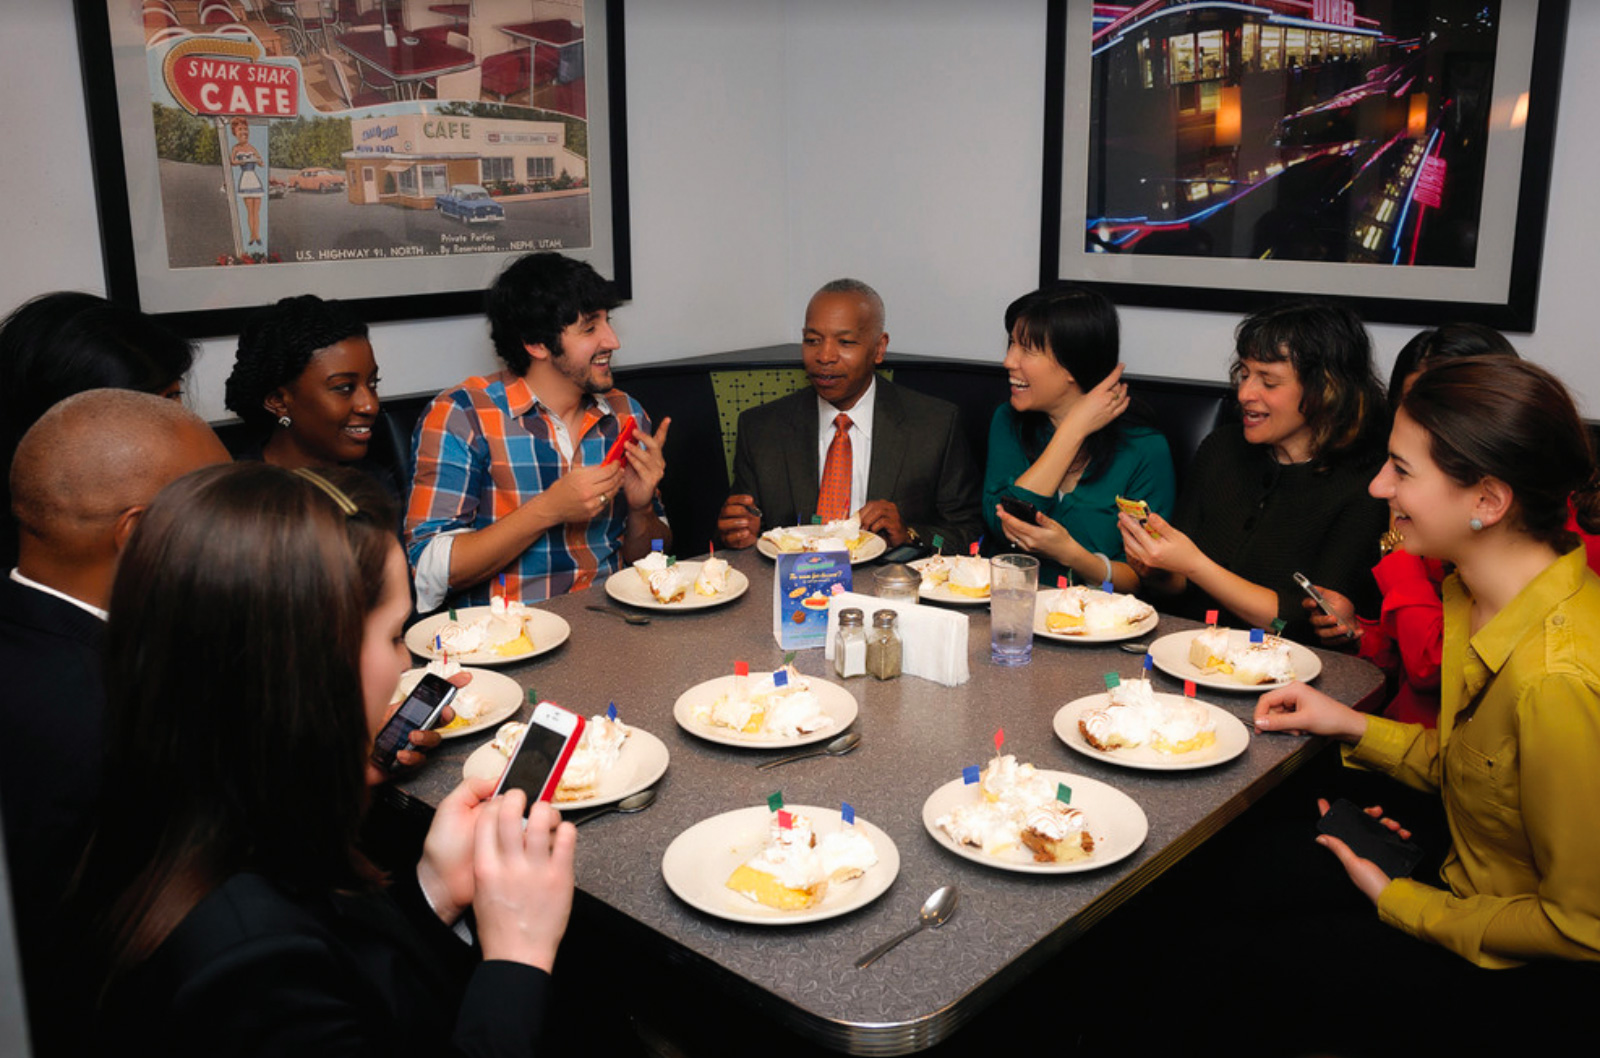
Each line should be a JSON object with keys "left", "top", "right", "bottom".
{"left": 101, "top": 872, "right": 549, "bottom": 1058}
{"left": 729, "top": 378, "right": 984, "bottom": 551}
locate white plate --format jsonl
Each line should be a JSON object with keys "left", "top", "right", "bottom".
{"left": 757, "top": 533, "right": 887, "bottom": 566}
{"left": 906, "top": 557, "right": 990, "bottom": 606}
{"left": 1147, "top": 628, "right": 1321, "bottom": 692}
{"left": 406, "top": 606, "right": 571, "bottom": 667}
{"left": 603, "top": 562, "right": 750, "bottom": 610}
{"left": 921, "top": 770, "right": 1148, "bottom": 875}
{"left": 462, "top": 725, "right": 671, "bottom": 812}
{"left": 661, "top": 805, "right": 900, "bottom": 925}
{"left": 392, "top": 667, "right": 524, "bottom": 741}
{"left": 1052, "top": 692, "right": 1251, "bottom": 771}
{"left": 1031, "top": 594, "right": 1160, "bottom": 644}
{"left": 672, "top": 673, "right": 859, "bottom": 748}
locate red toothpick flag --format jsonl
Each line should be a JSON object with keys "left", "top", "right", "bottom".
{"left": 1057, "top": 576, "right": 1068, "bottom": 589}
{"left": 777, "top": 809, "right": 793, "bottom": 830}
{"left": 970, "top": 541, "right": 981, "bottom": 556}
{"left": 734, "top": 661, "right": 749, "bottom": 677}
{"left": 1205, "top": 610, "right": 1218, "bottom": 626}
{"left": 994, "top": 727, "right": 1005, "bottom": 754}
{"left": 1184, "top": 679, "right": 1197, "bottom": 698}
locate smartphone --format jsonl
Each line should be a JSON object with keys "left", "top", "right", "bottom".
{"left": 999, "top": 496, "right": 1040, "bottom": 524}
{"left": 495, "top": 701, "right": 586, "bottom": 806}
{"left": 601, "top": 417, "right": 639, "bottom": 467}
{"left": 1316, "top": 798, "right": 1424, "bottom": 878}
{"left": 1293, "top": 572, "right": 1358, "bottom": 637}
{"left": 371, "top": 673, "right": 458, "bottom": 772}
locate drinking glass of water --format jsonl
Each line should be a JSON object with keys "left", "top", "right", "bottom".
{"left": 989, "top": 554, "right": 1039, "bottom": 666}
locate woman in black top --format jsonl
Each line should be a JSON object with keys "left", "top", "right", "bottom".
{"left": 72, "top": 464, "right": 574, "bottom": 1057}
{"left": 1119, "top": 301, "right": 1388, "bottom": 643}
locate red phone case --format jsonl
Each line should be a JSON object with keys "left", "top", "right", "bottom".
{"left": 536, "top": 709, "right": 586, "bottom": 803}
{"left": 602, "top": 418, "right": 638, "bottom": 467}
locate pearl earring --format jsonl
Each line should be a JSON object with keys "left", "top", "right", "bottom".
{"left": 277, "top": 415, "right": 293, "bottom": 428}
{"left": 1469, "top": 517, "right": 1484, "bottom": 531}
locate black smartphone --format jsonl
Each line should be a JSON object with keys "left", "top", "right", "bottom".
{"left": 1316, "top": 798, "right": 1424, "bottom": 878}
{"left": 371, "top": 673, "right": 458, "bottom": 772}
{"left": 999, "top": 496, "right": 1041, "bottom": 524}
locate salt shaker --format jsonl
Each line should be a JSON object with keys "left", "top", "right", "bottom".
{"left": 833, "top": 608, "right": 867, "bottom": 678}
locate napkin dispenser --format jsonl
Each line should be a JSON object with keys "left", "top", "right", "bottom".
{"left": 823, "top": 592, "right": 970, "bottom": 686}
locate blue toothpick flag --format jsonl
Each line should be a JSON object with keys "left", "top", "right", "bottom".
{"left": 773, "top": 669, "right": 789, "bottom": 688}
{"left": 841, "top": 802, "right": 856, "bottom": 826}
{"left": 1102, "top": 580, "right": 1114, "bottom": 594}
{"left": 651, "top": 537, "right": 663, "bottom": 552}
{"left": 1250, "top": 627, "right": 1265, "bottom": 644}
{"left": 962, "top": 764, "right": 980, "bottom": 785}
{"left": 1143, "top": 653, "right": 1154, "bottom": 674}
{"left": 607, "top": 701, "right": 618, "bottom": 721}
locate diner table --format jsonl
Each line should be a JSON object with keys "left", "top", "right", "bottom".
{"left": 388, "top": 548, "right": 1383, "bottom": 1055}
{"left": 336, "top": 29, "right": 475, "bottom": 99}
{"left": 497, "top": 18, "right": 584, "bottom": 87}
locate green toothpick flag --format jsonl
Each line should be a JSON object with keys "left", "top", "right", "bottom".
{"left": 767, "top": 790, "right": 784, "bottom": 812}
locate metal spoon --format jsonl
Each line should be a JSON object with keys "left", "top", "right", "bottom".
{"left": 755, "top": 731, "right": 861, "bottom": 770}
{"left": 1119, "top": 641, "right": 1150, "bottom": 654}
{"left": 586, "top": 605, "right": 651, "bottom": 626}
{"left": 856, "top": 886, "right": 958, "bottom": 969}
{"left": 567, "top": 788, "right": 657, "bottom": 826}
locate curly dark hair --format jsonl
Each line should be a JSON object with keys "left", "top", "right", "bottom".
{"left": 1385, "top": 323, "right": 1518, "bottom": 409}
{"left": 486, "top": 253, "right": 620, "bottom": 374}
{"left": 224, "top": 295, "right": 369, "bottom": 432}
{"left": 1231, "top": 300, "right": 1386, "bottom": 465}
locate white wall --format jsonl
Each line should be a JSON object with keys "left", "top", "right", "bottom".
{"left": 3, "top": 0, "right": 1597, "bottom": 418}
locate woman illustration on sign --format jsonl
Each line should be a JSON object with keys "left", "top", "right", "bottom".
{"left": 229, "top": 117, "right": 265, "bottom": 247}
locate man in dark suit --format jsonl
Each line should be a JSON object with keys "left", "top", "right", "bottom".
{"left": 1, "top": 389, "right": 229, "bottom": 1050}
{"left": 716, "top": 279, "right": 983, "bottom": 552}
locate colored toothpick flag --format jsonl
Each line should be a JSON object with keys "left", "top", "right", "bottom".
{"left": 1056, "top": 782, "right": 1072, "bottom": 805}
{"left": 651, "top": 537, "right": 663, "bottom": 552}
{"left": 448, "top": 608, "right": 458, "bottom": 621}
{"left": 1104, "top": 671, "right": 1121, "bottom": 690}
{"left": 841, "top": 802, "right": 856, "bottom": 826}
{"left": 962, "top": 764, "right": 980, "bottom": 785}
{"left": 773, "top": 669, "right": 789, "bottom": 688}
{"left": 1206, "top": 610, "right": 1219, "bottom": 626}
{"left": 1184, "top": 680, "right": 1196, "bottom": 698}
{"left": 434, "top": 634, "right": 442, "bottom": 651}
{"left": 811, "top": 515, "right": 823, "bottom": 524}
{"left": 933, "top": 534, "right": 945, "bottom": 554}
{"left": 777, "top": 809, "right": 793, "bottom": 830}
{"left": 527, "top": 688, "right": 538, "bottom": 704}
{"left": 1250, "top": 628, "right": 1265, "bottom": 644}
{"left": 1143, "top": 653, "right": 1154, "bottom": 675}
{"left": 607, "top": 701, "right": 618, "bottom": 721}
{"left": 1270, "top": 618, "right": 1287, "bottom": 636}
{"left": 970, "top": 541, "right": 981, "bottom": 556}
{"left": 994, "top": 727, "right": 1005, "bottom": 753}
{"left": 767, "top": 790, "right": 784, "bottom": 812}
{"left": 1057, "top": 576, "right": 1068, "bottom": 589}
{"left": 734, "top": 661, "right": 750, "bottom": 677}
{"left": 1101, "top": 580, "right": 1114, "bottom": 594}
{"left": 783, "top": 651, "right": 797, "bottom": 666}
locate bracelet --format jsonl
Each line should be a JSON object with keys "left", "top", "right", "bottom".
{"left": 1092, "top": 551, "right": 1112, "bottom": 585}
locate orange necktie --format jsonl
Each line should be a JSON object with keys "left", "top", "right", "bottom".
{"left": 817, "top": 413, "right": 853, "bottom": 522}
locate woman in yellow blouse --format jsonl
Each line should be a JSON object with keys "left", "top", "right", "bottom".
{"left": 1255, "top": 355, "right": 1600, "bottom": 967}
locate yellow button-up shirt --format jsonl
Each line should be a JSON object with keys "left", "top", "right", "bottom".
{"left": 1347, "top": 545, "right": 1600, "bottom": 967}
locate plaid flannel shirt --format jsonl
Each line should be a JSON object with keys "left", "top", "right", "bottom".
{"left": 404, "top": 373, "right": 656, "bottom": 606}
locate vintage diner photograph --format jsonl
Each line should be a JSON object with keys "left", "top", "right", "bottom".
{"left": 1, "top": 0, "right": 1595, "bottom": 1056}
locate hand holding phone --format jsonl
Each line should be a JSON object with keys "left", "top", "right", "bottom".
{"left": 372, "top": 673, "right": 458, "bottom": 772}
{"left": 999, "top": 496, "right": 1041, "bottom": 524}
{"left": 1316, "top": 798, "right": 1423, "bottom": 878}
{"left": 1293, "top": 572, "right": 1359, "bottom": 638}
{"left": 496, "top": 701, "right": 585, "bottom": 807}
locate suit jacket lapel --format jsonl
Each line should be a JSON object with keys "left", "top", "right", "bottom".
{"left": 866, "top": 381, "right": 904, "bottom": 500}
{"left": 786, "top": 394, "right": 820, "bottom": 518}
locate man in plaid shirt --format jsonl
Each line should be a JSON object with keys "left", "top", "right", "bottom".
{"left": 405, "top": 253, "right": 671, "bottom": 609}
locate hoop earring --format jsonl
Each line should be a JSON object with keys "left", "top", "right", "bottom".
{"left": 1469, "top": 517, "right": 1485, "bottom": 531}
{"left": 277, "top": 415, "right": 292, "bottom": 428}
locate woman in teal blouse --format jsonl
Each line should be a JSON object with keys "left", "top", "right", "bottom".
{"left": 984, "top": 284, "right": 1174, "bottom": 591}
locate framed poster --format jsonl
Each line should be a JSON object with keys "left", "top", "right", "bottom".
{"left": 76, "top": 0, "right": 630, "bottom": 337}
{"left": 1042, "top": 0, "right": 1567, "bottom": 330}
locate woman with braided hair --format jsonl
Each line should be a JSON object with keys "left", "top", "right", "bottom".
{"left": 224, "top": 294, "right": 401, "bottom": 505}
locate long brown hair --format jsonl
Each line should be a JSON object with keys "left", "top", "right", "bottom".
{"left": 75, "top": 463, "right": 397, "bottom": 980}
{"left": 1403, "top": 356, "right": 1600, "bottom": 545}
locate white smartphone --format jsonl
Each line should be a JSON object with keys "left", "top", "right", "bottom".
{"left": 495, "top": 701, "right": 586, "bottom": 807}
{"left": 1292, "top": 572, "right": 1359, "bottom": 637}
